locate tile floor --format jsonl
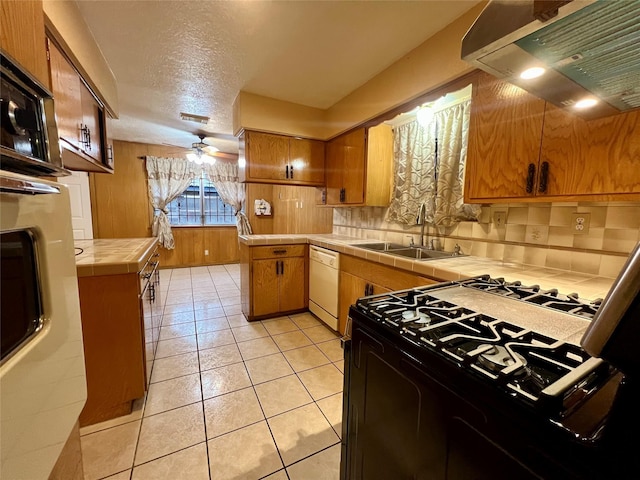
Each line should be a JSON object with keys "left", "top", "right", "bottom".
{"left": 80, "top": 264, "right": 344, "bottom": 480}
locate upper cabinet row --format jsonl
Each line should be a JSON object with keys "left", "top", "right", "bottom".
{"left": 48, "top": 39, "right": 114, "bottom": 173}
{"left": 465, "top": 71, "right": 640, "bottom": 203}
{"left": 239, "top": 123, "right": 394, "bottom": 207}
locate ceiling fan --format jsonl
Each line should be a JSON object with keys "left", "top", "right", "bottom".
{"left": 186, "top": 133, "right": 218, "bottom": 165}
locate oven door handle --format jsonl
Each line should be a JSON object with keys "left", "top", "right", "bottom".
{"left": 0, "top": 175, "right": 60, "bottom": 195}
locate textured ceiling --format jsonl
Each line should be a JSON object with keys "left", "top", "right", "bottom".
{"left": 76, "top": 0, "right": 480, "bottom": 153}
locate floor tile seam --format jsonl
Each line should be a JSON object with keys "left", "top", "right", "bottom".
{"left": 204, "top": 416, "right": 267, "bottom": 443}
{"left": 314, "top": 396, "right": 343, "bottom": 439}
{"left": 257, "top": 396, "right": 316, "bottom": 421}
{"left": 192, "top": 325, "right": 216, "bottom": 480}
{"left": 125, "top": 439, "right": 210, "bottom": 476}
{"left": 79, "top": 414, "right": 143, "bottom": 438}
{"left": 257, "top": 468, "right": 290, "bottom": 480}
{"left": 150, "top": 369, "right": 202, "bottom": 385}
{"left": 282, "top": 440, "right": 342, "bottom": 471}
{"left": 95, "top": 466, "right": 132, "bottom": 480}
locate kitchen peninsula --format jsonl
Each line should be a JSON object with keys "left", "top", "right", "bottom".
{"left": 74, "top": 238, "right": 159, "bottom": 426}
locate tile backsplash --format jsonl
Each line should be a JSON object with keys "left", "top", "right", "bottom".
{"left": 332, "top": 202, "right": 640, "bottom": 279}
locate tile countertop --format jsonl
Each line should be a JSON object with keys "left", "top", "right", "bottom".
{"left": 238, "top": 234, "right": 617, "bottom": 302}
{"left": 74, "top": 238, "right": 158, "bottom": 277}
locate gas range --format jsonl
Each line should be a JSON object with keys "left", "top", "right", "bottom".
{"left": 352, "top": 275, "right": 615, "bottom": 417}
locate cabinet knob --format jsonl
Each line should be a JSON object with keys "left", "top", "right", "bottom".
{"left": 286, "top": 165, "right": 289, "bottom": 179}
{"left": 538, "top": 161, "right": 549, "bottom": 194}
{"left": 290, "top": 165, "right": 294, "bottom": 179}
{"left": 526, "top": 163, "right": 536, "bottom": 194}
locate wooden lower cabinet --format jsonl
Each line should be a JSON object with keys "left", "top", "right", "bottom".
{"left": 338, "top": 255, "right": 439, "bottom": 334}
{"left": 240, "top": 243, "right": 308, "bottom": 321}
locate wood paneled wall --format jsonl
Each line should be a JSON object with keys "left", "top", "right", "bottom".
{"left": 246, "top": 183, "right": 333, "bottom": 234}
{"left": 89, "top": 140, "right": 240, "bottom": 267}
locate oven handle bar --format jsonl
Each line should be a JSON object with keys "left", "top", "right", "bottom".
{"left": 0, "top": 175, "right": 60, "bottom": 195}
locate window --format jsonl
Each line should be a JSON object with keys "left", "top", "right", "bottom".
{"left": 165, "top": 173, "right": 235, "bottom": 226}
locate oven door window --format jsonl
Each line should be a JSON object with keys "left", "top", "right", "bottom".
{"left": 1, "top": 230, "right": 43, "bottom": 362}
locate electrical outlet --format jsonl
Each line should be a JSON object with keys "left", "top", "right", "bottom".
{"left": 493, "top": 211, "right": 507, "bottom": 228}
{"left": 204, "top": 250, "right": 209, "bottom": 256}
{"left": 571, "top": 213, "right": 590, "bottom": 235}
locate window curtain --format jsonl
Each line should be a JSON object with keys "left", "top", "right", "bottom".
{"left": 202, "top": 162, "right": 253, "bottom": 235}
{"left": 385, "top": 119, "right": 437, "bottom": 224}
{"left": 386, "top": 98, "right": 480, "bottom": 227}
{"left": 432, "top": 100, "right": 481, "bottom": 227}
{"left": 145, "top": 156, "right": 199, "bottom": 249}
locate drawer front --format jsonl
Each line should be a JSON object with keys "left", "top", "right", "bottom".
{"left": 251, "top": 244, "right": 306, "bottom": 259}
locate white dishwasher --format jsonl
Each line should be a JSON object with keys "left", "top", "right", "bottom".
{"left": 309, "top": 245, "right": 340, "bottom": 331}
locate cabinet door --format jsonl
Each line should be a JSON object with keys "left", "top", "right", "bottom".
{"left": 252, "top": 259, "right": 280, "bottom": 317}
{"left": 341, "top": 128, "right": 366, "bottom": 204}
{"left": 325, "top": 137, "right": 343, "bottom": 205}
{"left": 540, "top": 105, "right": 640, "bottom": 197}
{"left": 338, "top": 271, "right": 369, "bottom": 335}
{"left": 246, "top": 131, "right": 289, "bottom": 181}
{"left": 289, "top": 137, "right": 325, "bottom": 185}
{"left": 48, "top": 40, "right": 82, "bottom": 149}
{"left": 465, "top": 72, "right": 546, "bottom": 201}
{"left": 278, "top": 256, "right": 306, "bottom": 312}
{"left": 80, "top": 81, "right": 103, "bottom": 163}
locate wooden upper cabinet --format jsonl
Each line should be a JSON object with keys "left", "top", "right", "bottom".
{"left": 325, "top": 124, "right": 393, "bottom": 206}
{"left": 465, "top": 71, "right": 640, "bottom": 202}
{"left": 540, "top": 105, "right": 640, "bottom": 197}
{"left": 465, "top": 71, "right": 546, "bottom": 201}
{"left": 239, "top": 130, "right": 325, "bottom": 186}
{"left": 0, "top": 0, "right": 49, "bottom": 88}
{"left": 47, "top": 39, "right": 113, "bottom": 173}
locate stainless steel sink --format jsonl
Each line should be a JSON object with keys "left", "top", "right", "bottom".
{"left": 352, "top": 243, "right": 466, "bottom": 260}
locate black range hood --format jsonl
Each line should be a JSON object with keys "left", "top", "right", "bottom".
{"left": 461, "top": 0, "right": 640, "bottom": 120}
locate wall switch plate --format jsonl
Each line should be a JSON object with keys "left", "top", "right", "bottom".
{"left": 571, "top": 212, "right": 590, "bottom": 234}
{"left": 493, "top": 211, "right": 507, "bottom": 228}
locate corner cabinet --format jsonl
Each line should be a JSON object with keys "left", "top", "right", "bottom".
{"left": 240, "top": 243, "right": 308, "bottom": 321}
{"left": 465, "top": 71, "right": 640, "bottom": 203}
{"left": 47, "top": 39, "right": 114, "bottom": 173}
{"left": 239, "top": 130, "right": 325, "bottom": 186}
{"left": 325, "top": 123, "right": 394, "bottom": 206}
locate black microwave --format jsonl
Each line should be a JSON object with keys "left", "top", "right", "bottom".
{"left": 1, "top": 50, "right": 69, "bottom": 177}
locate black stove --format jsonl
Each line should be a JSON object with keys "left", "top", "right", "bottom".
{"left": 352, "top": 276, "right": 613, "bottom": 417}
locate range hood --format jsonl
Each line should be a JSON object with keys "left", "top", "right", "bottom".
{"left": 461, "top": 0, "right": 640, "bottom": 120}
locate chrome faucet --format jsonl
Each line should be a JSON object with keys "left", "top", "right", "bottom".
{"left": 416, "top": 202, "right": 427, "bottom": 247}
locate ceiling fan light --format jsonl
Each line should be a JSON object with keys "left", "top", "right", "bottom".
{"left": 186, "top": 152, "right": 199, "bottom": 162}
{"left": 203, "top": 154, "right": 216, "bottom": 165}
{"left": 203, "top": 145, "right": 219, "bottom": 155}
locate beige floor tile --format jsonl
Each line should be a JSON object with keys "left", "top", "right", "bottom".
{"left": 163, "top": 303, "right": 195, "bottom": 316}
{"left": 162, "top": 311, "right": 195, "bottom": 326}
{"left": 150, "top": 352, "right": 200, "bottom": 384}
{"left": 199, "top": 343, "right": 243, "bottom": 371}
{"left": 201, "top": 362, "right": 251, "bottom": 399}
{"left": 254, "top": 375, "right": 313, "bottom": 418}
{"left": 207, "top": 421, "right": 283, "bottom": 480}
{"left": 283, "top": 345, "right": 331, "bottom": 372}
{"left": 159, "top": 322, "right": 196, "bottom": 341}
{"left": 144, "top": 373, "right": 202, "bottom": 416}
{"left": 204, "top": 387, "right": 264, "bottom": 438}
{"left": 333, "top": 359, "right": 344, "bottom": 374}
{"left": 317, "top": 339, "right": 343, "bottom": 362}
{"left": 223, "top": 304, "right": 243, "bottom": 316}
{"left": 289, "top": 312, "right": 321, "bottom": 329}
{"left": 231, "top": 324, "right": 269, "bottom": 342}
{"left": 155, "top": 335, "right": 198, "bottom": 359}
{"left": 196, "top": 329, "right": 236, "bottom": 350}
{"left": 81, "top": 420, "right": 140, "bottom": 480}
{"left": 237, "top": 336, "right": 280, "bottom": 361}
{"left": 194, "top": 305, "right": 226, "bottom": 321}
{"left": 226, "top": 313, "right": 250, "bottom": 327}
{"left": 272, "top": 330, "right": 313, "bottom": 351}
{"left": 244, "top": 353, "right": 294, "bottom": 385}
{"left": 267, "top": 404, "right": 339, "bottom": 466}
{"left": 262, "top": 317, "right": 300, "bottom": 335}
{"left": 262, "top": 470, "right": 288, "bottom": 480}
{"left": 164, "top": 291, "right": 194, "bottom": 306}
{"left": 220, "top": 296, "right": 241, "bottom": 306}
{"left": 298, "top": 364, "right": 343, "bottom": 400}
{"left": 303, "top": 325, "right": 339, "bottom": 343}
{"left": 317, "top": 393, "right": 343, "bottom": 436}
{"left": 135, "top": 403, "right": 205, "bottom": 465}
{"left": 286, "top": 444, "right": 341, "bottom": 480}
{"left": 132, "top": 443, "right": 209, "bottom": 480}
{"left": 195, "top": 317, "right": 230, "bottom": 334}
{"left": 103, "top": 470, "right": 132, "bottom": 480}
{"left": 80, "top": 398, "right": 145, "bottom": 436}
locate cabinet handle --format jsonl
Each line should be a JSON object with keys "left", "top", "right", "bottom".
{"left": 526, "top": 163, "right": 536, "bottom": 194}
{"left": 290, "top": 165, "right": 294, "bottom": 179}
{"left": 538, "top": 161, "right": 549, "bottom": 193}
{"left": 272, "top": 249, "right": 287, "bottom": 255}
{"left": 286, "top": 165, "right": 289, "bottom": 179}
{"left": 340, "top": 188, "right": 346, "bottom": 203}
{"left": 281, "top": 260, "right": 285, "bottom": 275}
{"left": 275, "top": 260, "right": 280, "bottom": 275}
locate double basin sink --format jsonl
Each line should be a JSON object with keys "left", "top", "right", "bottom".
{"left": 352, "top": 242, "right": 466, "bottom": 261}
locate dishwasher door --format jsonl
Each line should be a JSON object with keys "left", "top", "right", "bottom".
{"left": 309, "top": 245, "right": 340, "bottom": 330}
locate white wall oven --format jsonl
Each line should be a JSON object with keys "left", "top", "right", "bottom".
{"left": 1, "top": 49, "right": 86, "bottom": 480}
